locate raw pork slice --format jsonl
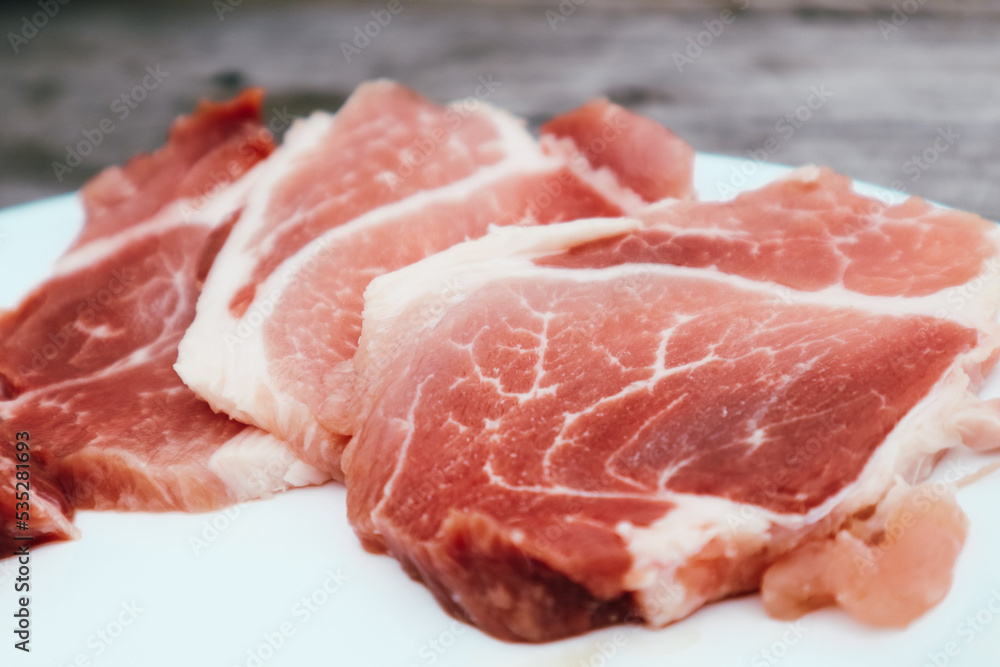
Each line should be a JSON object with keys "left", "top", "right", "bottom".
{"left": 540, "top": 97, "right": 694, "bottom": 205}
{"left": 343, "top": 215, "right": 1000, "bottom": 641}
{"left": 0, "top": 92, "right": 327, "bottom": 555}
{"left": 627, "top": 166, "right": 1000, "bottom": 326}
{"left": 175, "top": 81, "right": 694, "bottom": 479}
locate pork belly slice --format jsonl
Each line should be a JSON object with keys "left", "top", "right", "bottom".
{"left": 175, "top": 80, "right": 695, "bottom": 479}
{"left": 0, "top": 92, "right": 327, "bottom": 556}
{"left": 343, "top": 218, "right": 1000, "bottom": 641}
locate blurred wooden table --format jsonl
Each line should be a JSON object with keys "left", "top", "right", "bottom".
{"left": 1, "top": 1, "right": 998, "bottom": 219}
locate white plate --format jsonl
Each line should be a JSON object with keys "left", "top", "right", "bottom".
{"left": 2, "top": 154, "right": 999, "bottom": 667}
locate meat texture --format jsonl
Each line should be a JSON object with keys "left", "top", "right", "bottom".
{"left": 0, "top": 92, "right": 328, "bottom": 555}
{"left": 175, "top": 80, "right": 695, "bottom": 479}
{"left": 343, "top": 177, "right": 1000, "bottom": 641}
{"left": 540, "top": 97, "right": 694, "bottom": 205}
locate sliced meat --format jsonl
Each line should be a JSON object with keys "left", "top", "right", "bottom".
{"left": 0, "top": 92, "right": 327, "bottom": 556}
{"left": 0, "top": 442, "right": 78, "bottom": 555}
{"left": 623, "top": 166, "right": 1000, "bottom": 322}
{"left": 175, "top": 80, "right": 695, "bottom": 479}
{"left": 73, "top": 89, "right": 272, "bottom": 251}
{"left": 540, "top": 97, "right": 695, "bottom": 204}
{"left": 343, "top": 218, "right": 1000, "bottom": 642}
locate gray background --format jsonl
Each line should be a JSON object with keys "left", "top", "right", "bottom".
{"left": 1, "top": 0, "right": 998, "bottom": 219}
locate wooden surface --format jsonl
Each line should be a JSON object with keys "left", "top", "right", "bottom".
{"left": 1, "top": 1, "right": 998, "bottom": 220}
